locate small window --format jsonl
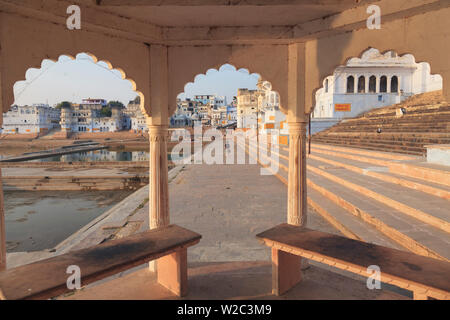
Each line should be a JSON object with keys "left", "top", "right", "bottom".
{"left": 346, "top": 76, "right": 355, "bottom": 93}
{"left": 358, "top": 76, "right": 365, "bottom": 93}
{"left": 391, "top": 76, "right": 399, "bottom": 93}
{"left": 380, "top": 76, "right": 387, "bottom": 93}
{"left": 369, "top": 76, "right": 376, "bottom": 93}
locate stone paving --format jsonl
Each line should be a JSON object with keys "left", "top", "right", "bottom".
{"left": 8, "top": 144, "right": 432, "bottom": 299}
{"left": 61, "top": 161, "right": 407, "bottom": 300}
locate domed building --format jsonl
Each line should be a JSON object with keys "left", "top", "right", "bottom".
{"left": 312, "top": 49, "right": 443, "bottom": 131}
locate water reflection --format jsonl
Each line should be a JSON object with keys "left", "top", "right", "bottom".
{"left": 4, "top": 190, "right": 133, "bottom": 252}
{"left": 30, "top": 149, "right": 150, "bottom": 162}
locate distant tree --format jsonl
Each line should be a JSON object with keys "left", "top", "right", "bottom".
{"left": 55, "top": 101, "right": 72, "bottom": 109}
{"left": 107, "top": 101, "right": 125, "bottom": 109}
{"left": 100, "top": 106, "right": 112, "bottom": 117}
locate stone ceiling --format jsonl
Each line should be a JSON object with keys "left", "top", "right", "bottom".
{"left": 92, "top": 0, "right": 377, "bottom": 27}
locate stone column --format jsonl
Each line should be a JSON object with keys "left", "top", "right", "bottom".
{"left": 376, "top": 76, "right": 380, "bottom": 93}
{"left": 0, "top": 83, "right": 5, "bottom": 270}
{"left": 387, "top": 76, "right": 392, "bottom": 93}
{"left": 0, "top": 168, "right": 5, "bottom": 271}
{"left": 287, "top": 121, "right": 308, "bottom": 226}
{"left": 148, "top": 124, "right": 170, "bottom": 229}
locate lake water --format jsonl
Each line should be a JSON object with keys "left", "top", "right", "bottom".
{"left": 29, "top": 149, "right": 150, "bottom": 162}
{"left": 4, "top": 190, "right": 133, "bottom": 252}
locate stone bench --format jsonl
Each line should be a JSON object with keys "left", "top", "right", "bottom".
{"left": 0, "top": 224, "right": 201, "bottom": 300}
{"left": 256, "top": 224, "right": 450, "bottom": 300}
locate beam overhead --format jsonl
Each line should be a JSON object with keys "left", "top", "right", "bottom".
{"left": 95, "top": 0, "right": 367, "bottom": 6}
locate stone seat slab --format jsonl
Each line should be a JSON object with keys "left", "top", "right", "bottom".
{"left": 0, "top": 224, "right": 201, "bottom": 300}
{"left": 257, "top": 224, "right": 450, "bottom": 299}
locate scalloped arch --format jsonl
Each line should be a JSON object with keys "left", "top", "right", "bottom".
{"left": 175, "top": 63, "right": 283, "bottom": 116}
{"left": 11, "top": 52, "right": 147, "bottom": 117}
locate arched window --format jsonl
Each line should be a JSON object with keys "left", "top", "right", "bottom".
{"left": 358, "top": 76, "right": 365, "bottom": 93}
{"left": 391, "top": 76, "right": 399, "bottom": 93}
{"left": 380, "top": 76, "right": 387, "bottom": 93}
{"left": 369, "top": 76, "right": 376, "bottom": 93}
{"left": 346, "top": 76, "right": 354, "bottom": 93}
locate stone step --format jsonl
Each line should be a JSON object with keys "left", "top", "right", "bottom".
{"left": 324, "top": 128, "right": 449, "bottom": 134}
{"left": 242, "top": 140, "right": 450, "bottom": 262}
{"left": 307, "top": 188, "right": 403, "bottom": 250}
{"left": 339, "top": 116, "right": 450, "bottom": 124}
{"left": 340, "top": 113, "right": 450, "bottom": 120}
{"left": 307, "top": 157, "right": 450, "bottom": 228}
{"left": 306, "top": 152, "right": 450, "bottom": 200}
{"left": 310, "top": 143, "right": 418, "bottom": 161}
{"left": 307, "top": 170, "right": 450, "bottom": 262}
{"left": 310, "top": 139, "right": 425, "bottom": 155}
{"left": 320, "top": 133, "right": 450, "bottom": 140}
{"left": 310, "top": 140, "right": 425, "bottom": 154}
{"left": 239, "top": 142, "right": 402, "bottom": 249}
{"left": 313, "top": 136, "right": 449, "bottom": 147}
{"left": 308, "top": 146, "right": 450, "bottom": 187}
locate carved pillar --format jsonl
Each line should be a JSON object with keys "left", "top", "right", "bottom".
{"left": 287, "top": 122, "right": 307, "bottom": 226}
{"left": 0, "top": 168, "right": 5, "bottom": 271}
{"left": 0, "top": 71, "right": 5, "bottom": 270}
{"left": 148, "top": 125, "right": 170, "bottom": 229}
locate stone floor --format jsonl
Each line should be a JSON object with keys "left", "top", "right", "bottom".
{"left": 62, "top": 261, "right": 407, "bottom": 300}
{"left": 169, "top": 163, "right": 337, "bottom": 262}
{"left": 61, "top": 161, "right": 410, "bottom": 300}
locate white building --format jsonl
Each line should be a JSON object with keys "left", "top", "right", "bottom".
{"left": 2, "top": 104, "right": 60, "bottom": 134}
{"left": 123, "top": 98, "right": 148, "bottom": 133}
{"left": 236, "top": 88, "right": 258, "bottom": 129}
{"left": 226, "top": 106, "right": 237, "bottom": 123}
{"left": 237, "top": 80, "right": 286, "bottom": 132}
{"left": 313, "top": 49, "right": 443, "bottom": 121}
{"left": 131, "top": 116, "right": 148, "bottom": 133}
{"left": 60, "top": 99, "right": 126, "bottom": 134}
{"left": 170, "top": 114, "right": 193, "bottom": 128}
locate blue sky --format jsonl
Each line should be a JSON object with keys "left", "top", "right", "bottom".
{"left": 13, "top": 53, "right": 259, "bottom": 107}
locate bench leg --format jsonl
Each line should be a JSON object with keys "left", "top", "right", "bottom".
{"left": 413, "top": 291, "right": 429, "bottom": 300}
{"left": 157, "top": 248, "right": 188, "bottom": 297}
{"left": 272, "top": 248, "right": 302, "bottom": 296}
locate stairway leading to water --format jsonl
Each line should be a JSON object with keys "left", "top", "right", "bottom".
{"left": 312, "top": 91, "right": 450, "bottom": 155}
{"left": 237, "top": 140, "right": 450, "bottom": 263}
